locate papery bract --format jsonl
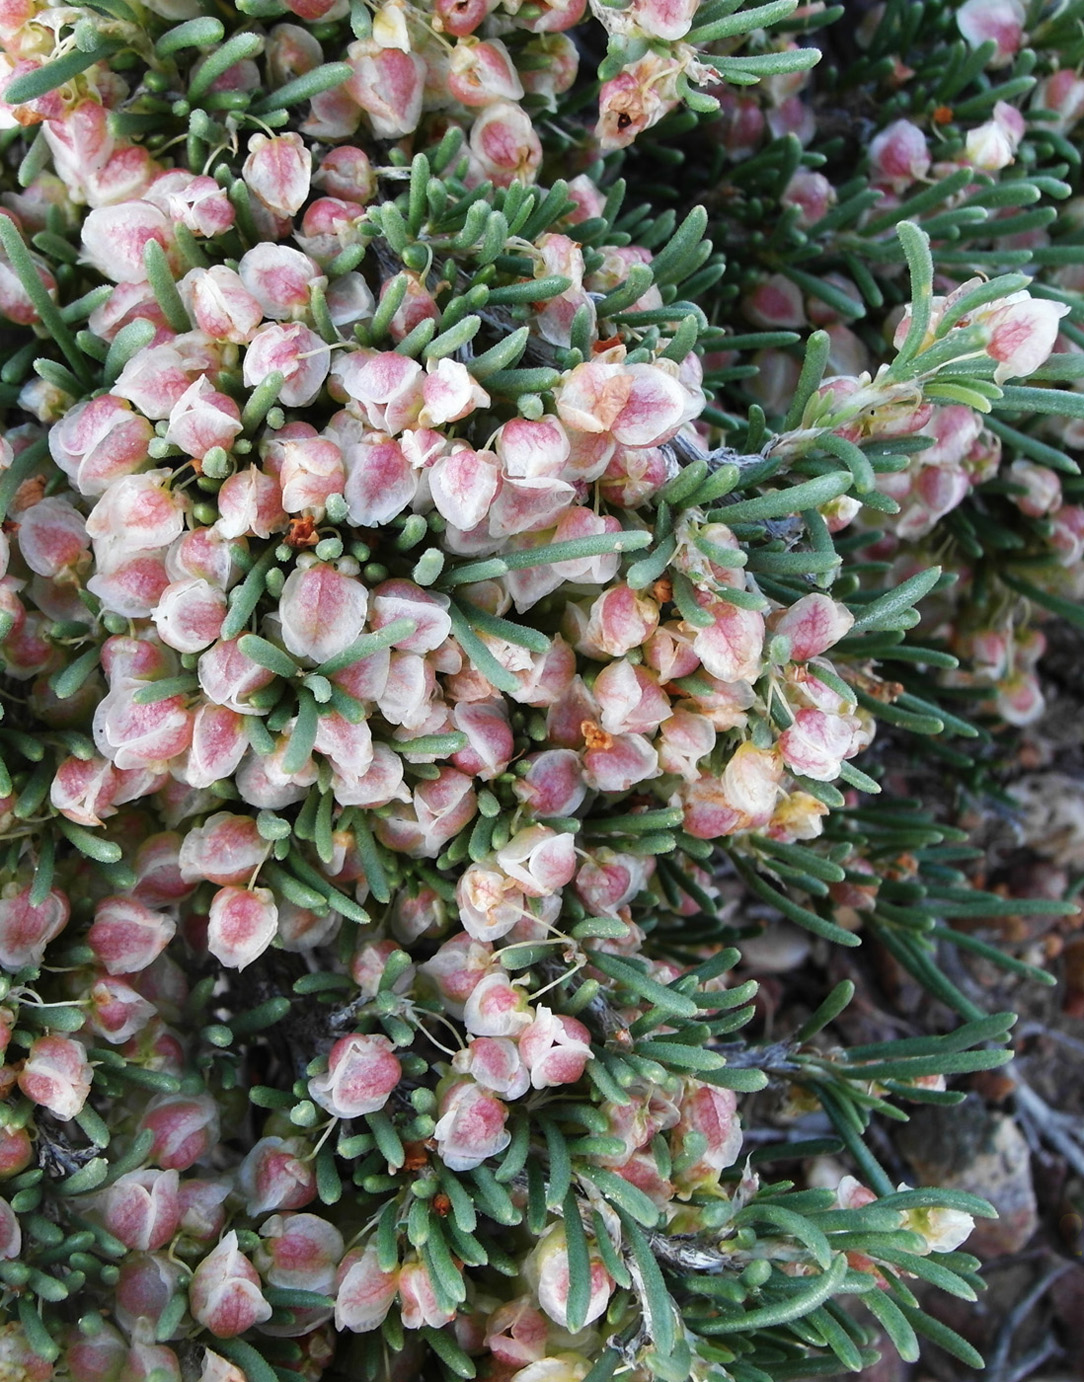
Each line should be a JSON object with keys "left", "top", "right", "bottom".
{"left": 433, "top": 1078, "right": 511, "bottom": 1170}
{"left": 308, "top": 1033, "right": 401, "bottom": 1117}
{"left": 17, "top": 1034, "right": 91, "bottom": 1121}
{"left": 190, "top": 1231, "right": 273, "bottom": 1338}
{"left": 207, "top": 885, "right": 278, "bottom": 970}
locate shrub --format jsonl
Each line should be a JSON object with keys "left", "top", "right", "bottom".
{"left": 0, "top": 1, "right": 1080, "bottom": 1380}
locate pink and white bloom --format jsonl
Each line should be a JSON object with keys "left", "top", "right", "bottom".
{"left": 966, "top": 100, "right": 1025, "bottom": 170}
{"left": 99, "top": 1169, "right": 182, "bottom": 1252}
{"left": 495, "top": 826, "right": 577, "bottom": 897}
{"left": 518, "top": 1007, "right": 592, "bottom": 1088}
{"left": 772, "top": 594, "right": 855, "bottom": 661}
{"left": 308, "top": 1033, "right": 402, "bottom": 1118}
{"left": 238, "top": 1137, "right": 317, "bottom": 1217}
{"left": 206, "top": 886, "right": 278, "bottom": 970}
{"left": 335, "top": 1243, "right": 399, "bottom": 1333}
{"left": 179, "top": 813, "right": 268, "bottom": 886}
{"left": 17, "top": 1034, "right": 92, "bottom": 1121}
{"left": 957, "top": 0, "right": 1026, "bottom": 65}
{"left": 141, "top": 1093, "right": 220, "bottom": 1171}
{"left": 278, "top": 562, "right": 368, "bottom": 664}
{"left": 256, "top": 1212, "right": 344, "bottom": 1294}
{"left": 190, "top": 1232, "right": 273, "bottom": 1338}
{"left": 87, "top": 897, "right": 176, "bottom": 975}
{"left": 463, "top": 970, "right": 532, "bottom": 1037}
{"left": 0, "top": 885, "right": 69, "bottom": 969}
{"left": 243, "top": 322, "right": 330, "bottom": 407}
{"left": 868, "top": 119, "right": 930, "bottom": 190}
{"left": 452, "top": 1036, "right": 530, "bottom": 1099}
{"left": 528, "top": 1224, "right": 613, "bottom": 1330}
{"left": 433, "top": 1078, "right": 511, "bottom": 1170}
{"left": 243, "top": 133, "right": 311, "bottom": 218}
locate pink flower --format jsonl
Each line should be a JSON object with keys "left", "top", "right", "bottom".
{"left": 657, "top": 709, "right": 716, "bottom": 781}
{"left": 593, "top": 660, "right": 672, "bottom": 736}
{"left": 179, "top": 813, "right": 268, "bottom": 886}
{"left": 239, "top": 244, "right": 321, "bottom": 320}
{"left": 448, "top": 38, "right": 524, "bottom": 106}
{"left": 164, "top": 377, "right": 243, "bottom": 459}
{"left": 190, "top": 1232, "right": 273, "bottom": 1338}
{"left": 86, "top": 977, "right": 157, "bottom": 1044}
{"left": 256, "top": 1212, "right": 344, "bottom": 1294}
{"left": 463, "top": 970, "right": 532, "bottom": 1037}
{"left": 207, "top": 886, "right": 278, "bottom": 970}
{"left": 743, "top": 273, "right": 806, "bottom": 329}
{"left": 16, "top": 495, "right": 88, "bottom": 578}
{"left": 48, "top": 394, "right": 153, "bottom": 496}
{"left": 346, "top": 42, "right": 425, "bottom": 138}
{"left": 682, "top": 742, "right": 782, "bottom": 840}
{"left": 243, "top": 132, "right": 311, "bottom": 218}
{"left": 672, "top": 1083, "right": 743, "bottom": 1191}
{"left": 596, "top": 57, "right": 674, "bottom": 150}
{"left": 450, "top": 698, "right": 514, "bottom": 780}
{"left": 278, "top": 561, "right": 369, "bottom": 664}
{"left": 429, "top": 446, "right": 501, "bottom": 530}
{"left": 581, "top": 583, "right": 660, "bottom": 658}
{"left": 966, "top": 100, "right": 1025, "bottom": 170}
{"left": 957, "top": 0, "right": 1026, "bottom": 66}
{"left": 198, "top": 638, "right": 276, "bottom": 713}
{"left": 1033, "top": 68, "right": 1084, "bottom": 134}
{"left": 216, "top": 465, "right": 287, "bottom": 539}
{"left": 308, "top": 1033, "right": 401, "bottom": 1118}
{"left": 141, "top": 1093, "right": 220, "bottom": 1171}
{"left": 419, "top": 358, "right": 490, "bottom": 428}
{"left": 341, "top": 432, "right": 418, "bottom": 525}
{"left": 452, "top": 1036, "right": 530, "bottom": 1099}
{"left": 18, "top": 1035, "right": 91, "bottom": 1121}
{"left": 80, "top": 200, "right": 172, "bottom": 283}
{"left": 433, "top": 1078, "right": 511, "bottom": 1170}
{"left": 99, "top": 1169, "right": 181, "bottom": 1252}
{"left": 468, "top": 99, "right": 543, "bottom": 185}
{"left": 518, "top": 1007, "right": 592, "bottom": 1088}
{"left": 979, "top": 292, "right": 1070, "bottom": 382}
{"left": 779, "top": 707, "right": 863, "bottom": 781}
{"left": 528, "top": 1224, "right": 613, "bottom": 1330}
{"left": 243, "top": 322, "right": 330, "bottom": 407}
{"left": 484, "top": 1298, "right": 549, "bottom": 1369}
{"left": 398, "top": 1256, "right": 458, "bottom": 1329}
{"left": 180, "top": 266, "right": 263, "bottom": 343}
{"left": 276, "top": 433, "right": 346, "bottom": 515}
{"left": 152, "top": 579, "right": 228, "bottom": 655}
{"left": 0, "top": 885, "right": 69, "bottom": 969}
{"left": 85, "top": 470, "right": 186, "bottom": 562}
{"left": 145, "top": 170, "right": 234, "bottom": 238}
{"left": 690, "top": 598, "right": 765, "bottom": 683}
{"left": 335, "top": 1243, "right": 399, "bottom": 1332}
{"left": 333, "top": 350, "right": 424, "bottom": 435}
{"left": 512, "top": 749, "right": 586, "bottom": 817}
{"left": 495, "top": 825, "right": 578, "bottom": 897}
{"left": 420, "top": 934, "right": 493, "bottom": 1017}
{"left": 177, "top": 1179, "right": 231, "bottom": 1244}
{"left": 556, "top": 361, "right": 698, "bottom": 447}
{"left": 238, "top": 1136, "right": 317, "bottom": 1217}
{"left": 868, "top": 119, "right": 930, "bottom": 190}
{"left": 772, "top": 594, "right": 855, "bottom": 661}
{"left": 457, "top": 866, "right": 527, "bottom": 943}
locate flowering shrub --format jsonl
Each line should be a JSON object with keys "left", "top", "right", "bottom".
{"left": 0, "top": 0, "right": 1081, "bottom": 1380}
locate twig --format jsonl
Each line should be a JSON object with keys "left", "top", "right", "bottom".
{"left": 1014, "top": 1080, "right": 1084, "bottom": 1180}
{"left": 986, "top": 1262, "right": 1070, "bottom": 1382}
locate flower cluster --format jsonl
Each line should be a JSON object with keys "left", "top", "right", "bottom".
{"left": 0, "top": 0, "right": 1078, "bottom": 1380}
